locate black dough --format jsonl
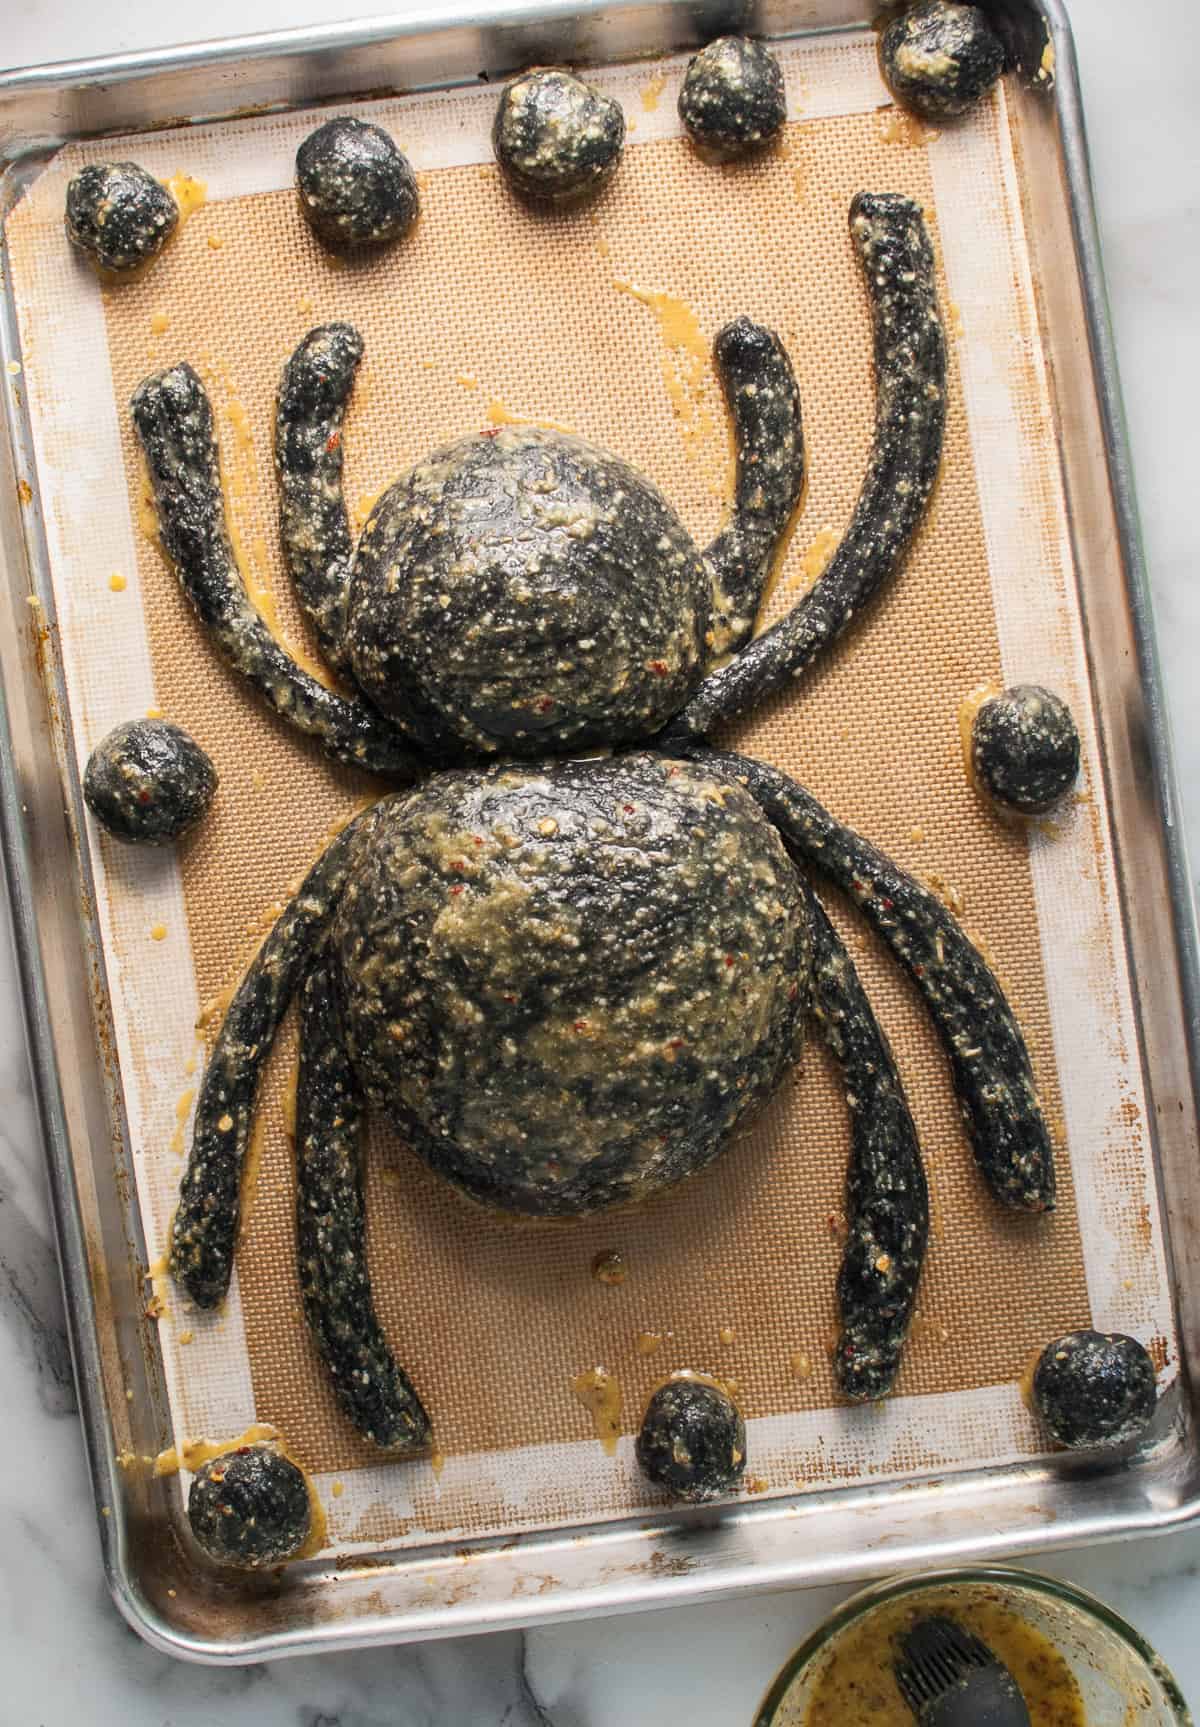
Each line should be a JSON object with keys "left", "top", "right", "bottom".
{"left": 972, "top": 684, "right": 1080, "bottom": 814}
{"left": 83, "top": 718, "right": 216, "bottom": 845}
{"left": 346, "top": 426, "right": 712, "bottom": 758}
{"left": 705, "top": 315, "right": 806, "bottom": 657}
{"left": 635, "top": 1378, "right": 746, "bottom": 1501}
{"left": 275, "top": 323, "right": 364, "bottom": 675}
{"left": 296, "top": 940, "right": 433, "bottom": 1451}
{"left": 65, "top": 162, "right": 178, "bottom": 272}
{"left": 132, "top": 361, "right": 419, "bottom": 780}
{"left": 171, "top": 805, "right": 382, "bottom": 1309}
{"left": 678, "top": 36, "right": 786, "bottom": 159}
{"left": 665, "top": 193, "right": 945, "bottom": 743}
{"left": 332, "top": 753, "right": 810, "bottom": 1217}
{"left": 880, "top": 1, "right": 1004, "bottom": 120}
{"left": 295, "top": 116, "right": 419, "bottom": 249}
{"left": 187, "top": 1443, "right": 312, "bottom": 1567}
{"left": 700, "top": 748, "right": 1057, "bottom": 1213}
{"left": 803, "top": 884, "right": 928, "bottom": 1402}
{"left": 1032, "top": 1330, "right": 1157, "bottom": 1450}
{"left": 492, "top": 69, "right": 625, "bottom": 203}
{"left": 138, "top": 310, "right": 800, "bottom": 771}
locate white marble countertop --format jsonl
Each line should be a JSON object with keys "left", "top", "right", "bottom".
{"left": 2, "top": 1, "right": 1199, "bottom": 1721}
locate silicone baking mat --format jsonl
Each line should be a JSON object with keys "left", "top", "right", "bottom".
{"left": 4, "top": 29, "right": 1174, "bottom": 1554}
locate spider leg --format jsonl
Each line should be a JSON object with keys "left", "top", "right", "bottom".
{"left": 801, "top": 878, "right": 928, "bottom": 1401}
{"left": 664, "top": 192, "right": 947, "bottom": 742}
{"left": 698, "top": 748, "right": 1056, "bottom": 1212}
{"left": 296, "top": 937, "right": 432, "bottom": 1451}
{"left": 276, "top": 324, "right": 363, "bottom": 677}
{"left": 131, "top": 362, "right": 418, "bottom": 779}
{"left": 702, "top": 316, "right": 805, "bottom": 661}
{"left": 170, "top": 802, "right": 384, "bottom": 1308}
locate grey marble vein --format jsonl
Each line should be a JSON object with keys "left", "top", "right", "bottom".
{"left": 0, "top": 1176, "right": 76, "bottom": 1416}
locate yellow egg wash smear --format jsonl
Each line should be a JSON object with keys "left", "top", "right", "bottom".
{"left": 135, "top": 454, "right": 161, "bottom": 547}
{"left": 166, "top": 172, "right": 207, "bottom": 225}
{"left": 169, "top": 1086, "right": 195, "bottom": 1158}
{"left": 612, "top": 278, "right": 730, "bottom": 493}
{"left": 571, "top": 1367, "right": 622, "bottom": 1454}
{"left": 484, "top": 398, "right": 577, "bottom": 436}
{"left": 640, "top": 72, "right": 667, "bottom": 112}
{"left": 958, "top": 678, "right": 1002, "bottom": 791}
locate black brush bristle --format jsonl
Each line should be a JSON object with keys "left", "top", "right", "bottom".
{"left": 895, "top": 1616, "right": 994, "bottom": 1713}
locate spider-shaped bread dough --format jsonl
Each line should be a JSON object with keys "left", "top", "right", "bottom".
{"left": 131, "top": 192, "right": 1054, "bottom": 1454}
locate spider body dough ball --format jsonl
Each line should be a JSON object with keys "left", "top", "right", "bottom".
{"left": 296, "top": 116, "right": 419, "bottom": 249}
{"left": 880, "top": 1, "right": 1004, "bottom": 120}
{"left": 636, "top": 1377, "right": 746, "bottom": 1500}
{"left": 84, "top": 718, "right": 216, "bottom": 845}
{"left": 972, "top": 683, "right": 1080, "bottom": 814}
{"left": 187, "top": 1443, "right": 312, "bottom": 1567}
{"left": 346, "top": 425, "right": 715, "bottom": 758}
{"left": 1032, "top": 1330, "right": 1157, "bottom": 1450}
{"left": 333, "top": 753, "right": 811, "bottom": 1217}
{"left": 678, "top": 36, "right": 787, "bottom": 159}
{"left": 65, "top": 162, "right": 178, "bottom": 273}
{"left": 492, "top": 68, "right": 625, "bottom": 202}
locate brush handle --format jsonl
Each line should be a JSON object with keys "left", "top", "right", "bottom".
{"left": 923, "top": 1667, "right": 1032, "bottom": 1727}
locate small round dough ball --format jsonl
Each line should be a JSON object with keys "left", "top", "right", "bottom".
{"left": 678, "top": 36, "right": 786, "bottom": 160}
{"left": 64, "top": 162, "right": 178, "bottom": 273}
{"left": 187, "top": 1443, "right": 312, "bottom": 1568}
{"left": 880, "top": 1, "right": 1004, "bottom": 120}
{"left": 635, "top": 1377, "right": 746, "bottom": 1501}
{"left": 295, "top": 116, "right": 419, "bottom": 249}
{"left": 972, "top": 683, "right": 1080, "bottom": 814}
{"left": 1032, "top": 1330, "right": 1157, "bottom": 1451}
{"left": 492, "top": 68, "right": 625, "bottom": 203}
{"left": 83, "top": 718, "right": 216, "bottom": 845}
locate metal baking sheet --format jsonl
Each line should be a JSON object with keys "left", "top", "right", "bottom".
{"left": 1, "top": 0, "right": 1198, "bottom": 1663}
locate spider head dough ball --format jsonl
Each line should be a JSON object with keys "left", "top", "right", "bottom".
{"left": 345, "top": 423, "right": 717, "bottom": 757}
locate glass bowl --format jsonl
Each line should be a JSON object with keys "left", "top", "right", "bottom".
{"left": 753, "top": 1565, "right": 1192, "bottom": 1726}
